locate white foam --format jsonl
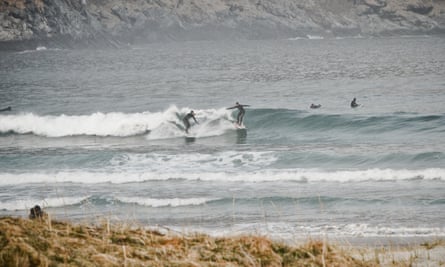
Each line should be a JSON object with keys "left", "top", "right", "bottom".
{"left": 17, "top": 47, "right": 61, "bottom": 54}
{"left": 287, "top": 37, "right": 306, "bottom": 41}
{"left": 295, "top": 223, "right": 445, "bottom": 237}
{"left": 108, "top": 151, "right": 277, "bottom": 173}
{"left": 116, "top": 197, "right": 215, "bottom": 207}
{"left": 146, "top": 107, "right": 235, "bottom": 140}
{"left": 0, "top": 112, "right": 155, "bottom": 137}
{"left": 0, "top": 168, "right": 442, "bottom": 185}
{"left": 288, "top": 35, "right": 325, "bottom": 41}
{"left": 0, "top": 106, "right": 237, "bottom": 138}
{"left": 162, "top": 222, "right": 445, "bottom": 239}
{"left": 307, "top": 35, "right": 324, "bottom": 40}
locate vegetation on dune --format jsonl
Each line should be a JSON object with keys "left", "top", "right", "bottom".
{"left": 0, "top": 216, "right": 440, "bottom": 266}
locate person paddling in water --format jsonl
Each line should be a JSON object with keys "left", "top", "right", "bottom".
{"left": 183, "top": 110, "right": 198, "bottom": 134}
{"left": 227, "top": 102, "right": 250, "bottom": 126}
{"left": 350, "top": 97, "right": 359, "bottom": 108}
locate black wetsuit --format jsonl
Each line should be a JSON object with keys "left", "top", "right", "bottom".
{"left": 351, "top": 99, "right": 359, "bottom": 108}
{"left": 183, "top": 112, "right": 198, "bottom": 133}
{"left": 228, "top": 103, "right": 250, "bottom": 125}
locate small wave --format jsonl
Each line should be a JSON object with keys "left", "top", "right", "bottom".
{"left": 0, "top": 168, "right": 443, "bottom": 185}
{"left": 204, "top": 222, "right": 445, "bottom": 239}
{"left": 307, "top": 35, "right": 324, "bottom": 40}
{"left": 298, "top": 224, "right": 445, "bottom": 237}
{"left": 232, "top": 196, "right": 388, "bottom": 206}
{"left": 287, "top": 37, "right": 306, "bottom": 41}
{"left": 330, "top": 224, "right": 444, "bottom": 237}
{"left": 17, "top": 46, "right": 61, "bottom": 54}
{"left": 412, "top": 152, "right": 443, "bottom": 161}
{"left": 0, "top": 196, "right": 89, "bottom": 211}
{"left": 116, "top": 197, "right": 216, "bottom": 207}
{"left": 335, "top": 35, "right": 365, "bottom": 40}
{"left": 405, "top": 114, "right": 443, "bottom": 122}
{"left": 0, "top": 195, "right": 218, "bottom": 210}
{"left": 429, "top": 199, "right": 445, "bottom": 205}
{"left": 246, "top": 108, "right": 445, "bottom": 134}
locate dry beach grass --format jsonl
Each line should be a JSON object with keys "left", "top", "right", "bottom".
{"left": 1, "top": 216, "right": 444, "bottom": 266}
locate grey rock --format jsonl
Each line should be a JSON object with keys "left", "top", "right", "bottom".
{"left": 0, "top": 0, "right": 444, "bottom": 50}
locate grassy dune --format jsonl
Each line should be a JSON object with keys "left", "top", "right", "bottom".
{"left": 0, "top": 216, "right": 443, "bottom": 266}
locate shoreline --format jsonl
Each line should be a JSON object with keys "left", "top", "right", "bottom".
{"left": 1, "top": 216, "right": 443, "bottom": 266}
{"left": 3, "top": 210, "right": 444, "bottom": 248}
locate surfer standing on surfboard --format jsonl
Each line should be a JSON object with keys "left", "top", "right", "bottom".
{"left": 183, "top": 110, "right": 198, "bottom": 134}
{"left": 227, "top": 102, "right": 250, "bottom": 126}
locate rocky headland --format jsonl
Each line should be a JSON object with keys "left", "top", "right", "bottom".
{"left": 1, "top": 0, "right": 445, "bottom": 50}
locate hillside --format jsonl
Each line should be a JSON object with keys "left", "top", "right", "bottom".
{"left": 1, "top": 0, "right": 445, "bottom": 49}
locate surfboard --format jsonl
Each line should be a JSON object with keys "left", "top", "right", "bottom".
{"left": 184, "top": 134, "right": 196, "bottom": 143}
{"left": 234, "top": 123, "right": 246, "bottom": 129}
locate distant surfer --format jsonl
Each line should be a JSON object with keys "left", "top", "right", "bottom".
{"left": 183, "top": 110, "right": 198, "bottom": 134}
{"left": 0, "top": 106, "right": 11, "bottom": 112}
{"left": 227, "top": 102, "right": 250, "bottom": 126}
{"left": 350, "top": 98, "right": 359, "bottom": 108}
{"left": 310, "top": 103, "right": 321, "bottom": 109}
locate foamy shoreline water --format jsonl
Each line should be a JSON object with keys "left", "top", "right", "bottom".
{"left": 0, "top": 168, "right": 443, "bottom": 185}
{"left": 1, "top": 170, "right": 444, "bottom": 241}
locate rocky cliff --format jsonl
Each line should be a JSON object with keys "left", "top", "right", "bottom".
{"left": 1, "top": 0, "right": 444, "bottom": 50}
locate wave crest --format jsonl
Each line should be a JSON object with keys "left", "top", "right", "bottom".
{"left": 0, "top": 106, "right": 236, "bottom": 138}
{"left": 0, "top": 168, "right": 442, "bottom": 185}
{"left": 1, "top": 108, "right": 443, "bottom": 138}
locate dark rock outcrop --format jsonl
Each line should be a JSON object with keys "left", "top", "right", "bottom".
{"left": 0, "top": 0, "right": 444, "bottom": 50}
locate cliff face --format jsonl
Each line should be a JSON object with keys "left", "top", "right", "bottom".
{"left": 1, "top": 0, "right": 444, "bottom": 49}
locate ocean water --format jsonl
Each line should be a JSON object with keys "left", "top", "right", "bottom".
{"left": 1, "top": 36, "right": 444, "bottom": 243}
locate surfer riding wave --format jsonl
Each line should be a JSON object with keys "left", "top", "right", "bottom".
{"left": 182, "top": 110, "right": 198, "bottom": 134}
{"left": 227, "top": 102, "right": 250, "bottom": 126}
